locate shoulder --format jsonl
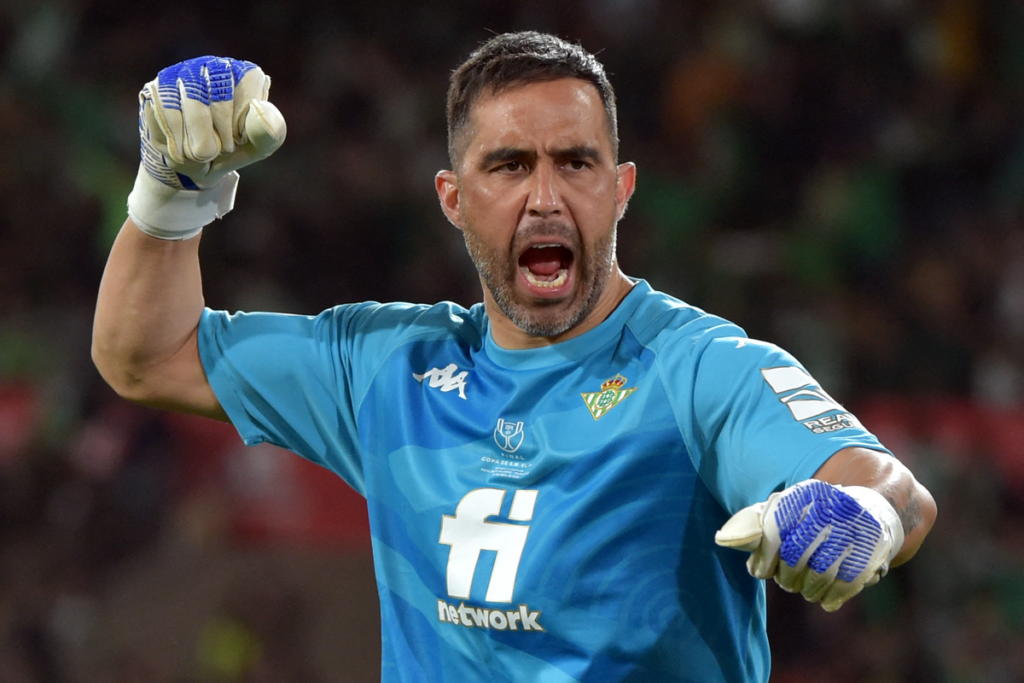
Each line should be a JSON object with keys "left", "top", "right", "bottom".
{"left": 623, "top": 283, "right": 747, "bottom": 355}
{"left": 623, "top": 284, "right": 808, "bottom": 387}
{"left": 322, "top": 300, "right": 486, "bottom": 345}
{"left": 201, "top": 300, "right": 487, "bottom": 362}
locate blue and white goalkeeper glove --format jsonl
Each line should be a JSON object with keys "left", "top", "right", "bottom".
{"left": 127, "top": 56, "right": 287, "bottom": 240}
{"left": 715, "top": 479, "right": 904, "bottom": 612}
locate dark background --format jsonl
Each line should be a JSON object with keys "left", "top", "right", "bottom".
{"left": 2, "top": 0, "right": 1023, "bottom": 681}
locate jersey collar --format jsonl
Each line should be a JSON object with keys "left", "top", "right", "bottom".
{"left": 483, "top": 279, "right": 651, "bottom": 370}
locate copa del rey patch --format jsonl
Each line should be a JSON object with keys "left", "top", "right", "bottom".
{"left": 581, "top": 374, "right": 637, "bottom": 420}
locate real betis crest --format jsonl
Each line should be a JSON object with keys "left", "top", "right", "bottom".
{"left": 581, "top": 374, "right": 637, "bottom": 420}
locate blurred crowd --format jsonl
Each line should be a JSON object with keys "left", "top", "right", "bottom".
{"left": 1, "top": 0, "right": 1023, "bottom": 681}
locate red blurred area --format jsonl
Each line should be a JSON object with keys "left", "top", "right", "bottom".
{"left": 164, "top": 412, "right": 371, "bottom": 549}
{"left": 0, "top": 382, "right": 39, "bottom": 467}
{"left": 856, "top": 396, "right": 1024, "bottom": 491}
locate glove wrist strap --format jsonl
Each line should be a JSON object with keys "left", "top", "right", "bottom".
{"left": 127, "top": 164, "right": 239, "bottom": 241}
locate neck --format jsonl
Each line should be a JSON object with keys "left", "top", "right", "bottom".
{"left": 485, "top": 268, "right": 635, "bottom": 349}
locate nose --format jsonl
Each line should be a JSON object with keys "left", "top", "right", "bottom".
{"left": 527, "top": 162, "right": 563, "bottom": 217}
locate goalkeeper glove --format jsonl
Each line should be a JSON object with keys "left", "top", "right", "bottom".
{"left": 714, "top": 479, "right": 904, "bottom": 612}
{"left": 127, "top": 56, "right": 287, "bottom": 240}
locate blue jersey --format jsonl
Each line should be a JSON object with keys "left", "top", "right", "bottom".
{"left": 198, "top": 280, "right": 889, "bottom": 683}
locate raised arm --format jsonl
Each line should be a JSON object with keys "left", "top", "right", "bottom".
{"left": 92, "top": 57, "right": 286, "bottom": 418}
{"left": 93, "top": 221, "right": 221, "bottom": 417}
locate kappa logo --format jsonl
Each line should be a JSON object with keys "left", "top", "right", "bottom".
{"left": 414, "top": 363, "right": 468, "bottom": 400}
{"left": 761, "top": 366, "right": 845, "bottom": 421}
{"left": 494, "top": 419, "right": 525, "bottom": 453}
{"left": 581, "top": 374, "right": 637, "bottom": 420}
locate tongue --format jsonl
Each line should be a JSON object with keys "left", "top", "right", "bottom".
{"left": 520, "top": 247, "right": 567, "bottom": 277}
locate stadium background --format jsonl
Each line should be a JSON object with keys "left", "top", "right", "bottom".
{"left": 1, "top": 0, "right": 1023, "bottom": 680}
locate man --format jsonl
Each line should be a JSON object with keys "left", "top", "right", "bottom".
{"left": 93, "top": 32, "right": 935, "bottom": 683}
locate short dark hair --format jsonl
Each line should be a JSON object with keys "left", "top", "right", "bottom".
{"left": 446, "top": 31, "right": 619, "bottom": 169}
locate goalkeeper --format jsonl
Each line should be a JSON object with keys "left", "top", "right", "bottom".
{"left": 92, "top": 35, "right": 935, "bottom": 683}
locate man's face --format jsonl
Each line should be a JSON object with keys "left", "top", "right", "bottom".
{"left": 437, "top": 78, "right": 636, "bottom": 341}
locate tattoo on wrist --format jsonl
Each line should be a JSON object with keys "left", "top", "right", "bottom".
{"left": 887, "top": 491, "right": 922, "bottom": 535}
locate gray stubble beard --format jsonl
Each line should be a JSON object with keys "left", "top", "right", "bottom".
{"left": 462, "top": 221, "right": 618, "bottom": 338}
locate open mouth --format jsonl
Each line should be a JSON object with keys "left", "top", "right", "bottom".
{"left": 518, "top": 244, "right": 574, "bottom": 289}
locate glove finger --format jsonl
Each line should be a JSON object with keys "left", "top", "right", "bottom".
{"left": 747, "top": 545, "right": 779, "bottom": 581}
{"left": 230, "top": 62, "right": 270, "bottom": 143}
{"left": 787, "top": 526, "right": 845, "bottom": 600}
{"left": 142, "top": 95, "right": 171, "bottom": 154}
{"left": 244, "top": 99, "right": 286, "bottom": 157}
{"left": 813, "top": 514, "right": 887, "bottom": 611}
{"left": 748, "top": 495, "right": 785, "bottom": 579}
{"left": 203, "top": 100, "right": 287, "bottom": 186}
{"left": 210, "top": 99, "right": 235, "bottom": 154}
{"left": 781, "top": 523, "right": 830, "bottom": 594}
{"left": 776, "top": 529, "right": 844, "bottom": 595}
{"left": 715, "top": 502, "right": 766, "bottom": 551}
{"left": 773, "top": 564, "right": 799, "bottom": 593}
{"left": 204, "top": 58, "right": 237, "bottom": 155}
{"left": 146, "top": 80, "right": 187, "bottom": 164}
{"left": 800, "top": 557, "right": 842, "bottom": 604}
{"left": 179, "top": 77, "right": 219, "bottom": 163}
{"left": 819, "top": 572, "right": 872, "bottom": 612}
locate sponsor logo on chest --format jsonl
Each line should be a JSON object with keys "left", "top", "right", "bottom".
{"left": 437, "top": 488, "right": 545, "bottom": 632}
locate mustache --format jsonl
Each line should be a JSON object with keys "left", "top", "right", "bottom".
{"left": 511, "top": 221, "right": 580, "bottom": 251}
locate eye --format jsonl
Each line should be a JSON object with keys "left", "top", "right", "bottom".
{"left": 497, "top": 161, "right": 524, "bottom": 173}
{"left": 565, "top": 159, "right": 590, "bottom": 171}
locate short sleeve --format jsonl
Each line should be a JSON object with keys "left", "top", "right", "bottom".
{"left": 198, "top": 306, "right": 366, "bottom": 494}
{"left": 671, "top": 334, "right": 891, "bottom": 513}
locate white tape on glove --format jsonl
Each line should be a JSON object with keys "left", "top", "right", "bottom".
{"left": 127, "top": 56, "right": 287, "bottom": 240}
{"left": 715, "top": 479, "right": 904, "bottom": 612}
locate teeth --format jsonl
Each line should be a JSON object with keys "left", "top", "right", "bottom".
{"left": 521, "top": 267, "right": 568, "bottom": 288}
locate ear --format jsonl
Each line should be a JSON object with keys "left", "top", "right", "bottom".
{"left": 614, "top": 162, "right": 637, "bottom": 220}
{"left": 435, "top": 170, "right": 464, "bottom": 230}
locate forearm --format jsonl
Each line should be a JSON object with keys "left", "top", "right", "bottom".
{"left": 92, "top": 218, "right": 205, "bottom": 401}
{"left": 813, "top": 446, "right": 937, "bottom": 566}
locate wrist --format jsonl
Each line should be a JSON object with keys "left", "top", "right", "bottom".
{"left": 126, "top": 164, "right": 239, "bottom": 241}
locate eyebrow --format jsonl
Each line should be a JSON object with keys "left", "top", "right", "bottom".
{"left": 478, "top": 145, "right": 604, "bottom": 170}
{"left": 552, "top": 145, "right": 603, "bottom": 164}
{"left": 479, "top": 147, "right": 536, "bottom": 170}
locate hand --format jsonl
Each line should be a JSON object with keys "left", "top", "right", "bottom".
{"left": 127, "top": 56, "right": 287, "bottom": 240}
{"left": 715, "top": 479, "right": 904, "bottom": 612}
